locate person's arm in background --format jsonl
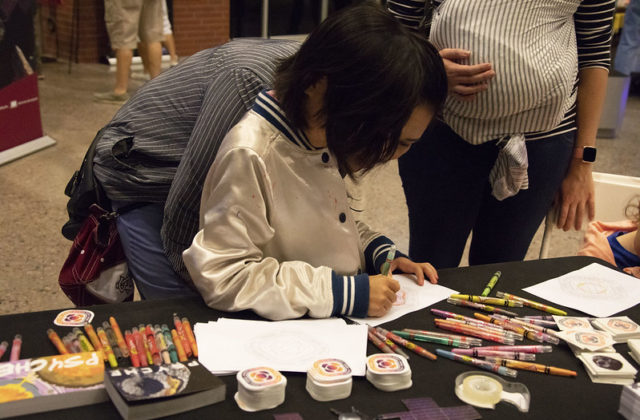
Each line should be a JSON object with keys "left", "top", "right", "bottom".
{"left": 387, "top": 0, "right": 495, "bottom": 101}
{"left": 556, "top": 0, "right": 616, "bottom": 231}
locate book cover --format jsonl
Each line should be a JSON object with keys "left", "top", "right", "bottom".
{"left": 104, "top": 360, "right": 225, "bottom": 419}
{"left": 0, "top": 351, "right": 108, "bottom": 418}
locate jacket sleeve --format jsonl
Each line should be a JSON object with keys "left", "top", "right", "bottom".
{"left": 183, "top": 145, "right": 369, "bottom": 320}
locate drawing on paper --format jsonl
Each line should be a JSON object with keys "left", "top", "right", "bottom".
{"left": 558, "top": 275, "right": 625, "bottom": 300}
{"left": 247, "top": 331, "right": 328, "bottom": 363}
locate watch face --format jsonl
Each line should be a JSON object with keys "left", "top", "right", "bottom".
{"left": 583, "top": 147, "right": 597, "bottom": 162}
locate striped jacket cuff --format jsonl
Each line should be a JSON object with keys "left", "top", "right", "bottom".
{"left": 364, "top": 236, "right": 407, "bottom": 274}
{"left": 331, "top": 272, "right": 369, "bottom": 318}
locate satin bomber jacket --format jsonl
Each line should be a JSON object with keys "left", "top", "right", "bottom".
{"left": 183, "top": 92, "right": 397, "bottom": 320}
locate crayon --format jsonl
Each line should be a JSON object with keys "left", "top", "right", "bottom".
{"left": 435, "top": 320, "right": 516, "bottom": 345}
{"left": 47, "top": 329, "right": 69, "bottom": 355}
{"left": 173, "top": 315, "right": 192, "bottom": 358}
{"left": 69, "top": 332, "right": 83, "bottom": 353}
{"left": 373, "top": 330, "right": 411, "bottom": 359}
{"left": 381, "top": 245, "right": 396, "bottom": 276}
{"left": 162, "top": 325, "right": 178, "bottom": 363}
{"left": 436, "top": 349, "right": 517, "bottom": 378}
{"left": 392, "top": 330, "right": 471, "bottom": 348}
{"left": 402, "top": 329, "right": 483, "bottom": 346}
{"left": 436, "top": 317, "right": 523, "bottom": 340}
{"left": 62, "top": 335, "right": 76, "bottom": 353}
{"left": 431, "top": 309, "right": 515, "bottom": 333}
{"left": 449, "top": 294, "right": 523, "bottom": 307}
{"left": 481, "top": 271, "right": 501, "bottom": 297}
{"left": 145, "top": 324, "right": 162, "bottom": 366}
{"left": 451, "top": 348, "right": 536, "bottom": 361}
{"left": 84, "top": 323, "right": 105, "bottom": 360}
{"left": 124, "top": 330, "right": 140, "bottom": 367}
{"left": 376, "top": 327, "right": 437, "bottom": 360}
{"left": 514, "top": 317, "right": 557, "bottom": 328}
{"left": 132, "top": 327, "right": 149, "bottom": 367}
{"left": 367, "top": 330, "right": 395, "bottom": 354}
{"left": 0, "top": 341, "right": 8, "bottom": 360}
{"left": 474, "top": 313, "right": 544, "bottom": 343}
{"left": 10, "top": 335, "right": 22, "bottom": 361}
{"left": 446, "top": 297, "right": 519, "bottom": 317}
{"left": 171, "top": 329, "right": 188, "bottom": 362}
{"left": 138, "top": 324, "right": 154, "bottom": 365}
{"left": 103, "top": 322, "right": 123, "bottom": 360}
{"left": 484, "top": 357, "right": 577, "bottom": 377}
{"left": 477, "top": 345, "right": 553, "bottom": 353}
{"left": 73, "top": 328, "right": 95, "bottom": 352}
{"left": 496, "top": 292, "right": 567, "bottom": 316}
{"left": 154, "top": 325, "right": 171, "bottom": 364}
{"left": 109, "top": 316, "right": 130, "bottom": 357}
{"left": 508, "top": 318, "right": 560, "bottom": 344}
{"left": 181, "top": 317, "right": 198, "bottom": 357}
{"left": 521, "top": 315, "right": 556, "bottom": 321}
{"left": 96, "top": 327, "right": 118, "bottom": 368}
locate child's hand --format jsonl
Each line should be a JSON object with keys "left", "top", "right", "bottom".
{"left": 368, "top": 274, "right": 400, "bottom": 317}
{"left": 384, "top": 257, "right": 438, "bottom": 285}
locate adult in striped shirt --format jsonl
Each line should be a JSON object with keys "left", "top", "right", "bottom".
{"left": 388, "top": 0, "right": 615, "bottom": 268}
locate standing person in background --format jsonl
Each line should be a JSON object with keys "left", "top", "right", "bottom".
{"left": 388, "top": 0, "right": 615, "bottom": 268}
{"left": 615, "top": 0, "right": 640, "bottom": 94}
{"left": 161, "top": 0, "right": 178, "bottom": 67}
{"left": 94, "top": 0, "right": 163, "bottom": 104}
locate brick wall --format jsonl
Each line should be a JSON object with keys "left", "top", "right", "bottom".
{"left": 173, "top": 0, "right": 230, "bottom": 56}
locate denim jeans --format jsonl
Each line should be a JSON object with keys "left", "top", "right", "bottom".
{"left": 113, "top": 201, "right": 199, "bottom": 299}
{"left": 398, "top": 119, "right": 575, "bottom": 268}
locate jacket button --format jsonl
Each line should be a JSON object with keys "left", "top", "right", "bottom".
{"left": 339, "top": 212, "right": 346, "bottom": 223}
{"left": 321, "top": 152, "right": 330, "bottom": 163}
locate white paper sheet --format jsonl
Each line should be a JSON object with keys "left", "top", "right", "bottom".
{"left": 523, "top": 263, "right": 640, "bottom": 318}
{"left": 195, "top": 318, "right": 368, "bottom": 376}
{"left": 347, "top": 274, "right": 458, "bottom": 326}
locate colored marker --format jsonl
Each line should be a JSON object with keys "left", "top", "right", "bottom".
{"left": 145, "top": 324, "right": 162, "bottom": 365}
{"left": 436, "top": 349, "right": 517, "bottom": 378}
{"left": 451, "top": 348, "right": 536, "bottom": 361}
{"left": 139, "top": 324, "right": 154, "bottom": 365}
{"left": 161, "top": 325, "right": 178, "bottom": 363}
{"left": 73, "top": 328, "right": 95, "bottom": 352}
{"left": 402, "top": 329, "right": 483, "bottom": 346}
{"left": 484, "top": 357, "right": 577, "bottom": 377}
{"left": 84, "top": 323, "right": 105, "bottom": 360}
{"left": 62, "top": 335, "right": 76, "bottom": 353}
{"left": 9, "top": 335, "right": 22, "bottom": 361}
{"left": 109, "top": 316, "right": 130, "bottom": 357}
{"left": 381, "top": 245, "right": 396, "bottom": 276}
{"left": 181, "top": 317, "right": 198, "bottom": 357}
{"left": 376, "top": 327, "right": 437, "bottom": 360}
{"left": 96, "top": 327, "right": 118, "bottom": 368}
{"left": 496, "top": 292, "right": 567, "bottom": 316}
{"left": 474, "top": 313, "right": 545, "bottom": 343}
{"left": 393, "top": 330, "right": 471, "bottom": 348}
{"left": 478, "top": 345, "right": 553, "bottom": 354}
{"left": 514, "top": 317, "right": 557, "bottom": 328}
{"left": 132, "top": 327, "right": 149, "bottom": 367}
{"left": 368, "top": 330, "right": 395, "bottom": 354}
{"left": 124, "top": 330, "right": 140, "bottom": 367}
{"left": 508, "top": 318, "right": 560, "bottom": 343}
{"left": 47, "top": 329, "right": 69, "bottom": 355}
{"left": 447, "top": 297, "right": 519, "bottom": 317}
{"left": 450, "top": 294, "right": 523, "bottom": 307}
{"left": 171, "top": 329, "right": 188, "bottom": 362}
{"left": 522, "top": 315, "right": 555, "bottom": 321}
{"left": 173, "top": 315, "right": 192, "bottom": 357}
{"left": 154, "top": 325, "right": 171, "bottom": 364}
{"left": 435, "top": 320, "right": 515, "bottom": 345}
{"left": 0, "top": 341, "right": 8, "bottom": 360}
{"left": 481, "top": 271, "right": 501, "bottom": 296}
{"left": 372, "top": 329, "right": 411, "bottom": 359}
{"left": 103, "top": 322, "right": 123, "bottom": 360}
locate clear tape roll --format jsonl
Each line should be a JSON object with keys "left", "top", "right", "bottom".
{"left": 455, "top": 371, "right": 530, "bottom": 412}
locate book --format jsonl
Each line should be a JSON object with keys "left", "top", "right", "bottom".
{"left": 0, "top": 351, "right": 108, "bottom": 418}
{"left": 104, "top": 360, "right": 226, "bottom": 419}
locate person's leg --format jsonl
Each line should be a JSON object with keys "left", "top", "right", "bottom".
{"left": 614, "top": 0, "right": 640, "bottom": 76}
{"left": 469, "top": 131, "right": 575, "bottom": 264}
{"left": 398, "top": 119, "right": 499, "bottom": 268}
{"left": 139, "top": 0, "right": 163, "bottom": 79}
{"left": 113, "top": 201, "right": 199, "bottom": 299}
{"left": 114, "top": 48, "right": 133, "bottom": 95}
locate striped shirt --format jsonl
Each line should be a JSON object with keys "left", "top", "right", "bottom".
{"left": 387, "top": 0, "right": 615, "bottom": 143}
{"left": 92, "top": 39, "right": 301, "bottom": 280}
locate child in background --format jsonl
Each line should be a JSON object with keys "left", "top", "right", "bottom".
{"left": 578, "top": 197, "right": 640, "bottom": 278}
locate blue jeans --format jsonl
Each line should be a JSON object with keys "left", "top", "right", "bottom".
{"left": 113, "top": 201, "right": 199, "bottom": 299}
{"left": 615, "top": 0, "right": 640, "bottom": 76}
{"left": 398, "top": 120, "right": 575, "bottom": 268}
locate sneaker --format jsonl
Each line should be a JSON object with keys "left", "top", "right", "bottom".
{"left": 93, "top": 91, "right": 130, "bottom": 104}
{"left": 130, "top": 72, "right": 150, "bottom": 81}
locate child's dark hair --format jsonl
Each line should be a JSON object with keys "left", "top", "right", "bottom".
{"left": 274, "top": 1, "right": 447, "bottom": 177}
{"left": 626, "top": 196, "right": 640, "bottom": 224}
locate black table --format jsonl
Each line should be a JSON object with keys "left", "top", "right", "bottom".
{"left": 2, "top": 256, "right": 635, "bottom": 419}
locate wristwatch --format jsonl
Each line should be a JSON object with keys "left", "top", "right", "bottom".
{"left": 573, "top": 146, "right": 597, "bottom": 163}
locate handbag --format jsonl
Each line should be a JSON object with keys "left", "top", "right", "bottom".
{"left": 58, "top": 204, "right": 134, "bottom": 305}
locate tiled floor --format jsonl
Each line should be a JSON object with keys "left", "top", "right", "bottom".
{"left": 1, "top": 61, "right": 638, "bottom": 315}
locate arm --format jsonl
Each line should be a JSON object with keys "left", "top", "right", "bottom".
{"left": 556, "top": 0, "right": 615, "bottom": 231}
{"left": 183, "top": 145, "right": 370, "bottom": 320}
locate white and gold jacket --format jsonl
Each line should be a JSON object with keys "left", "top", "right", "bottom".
{"left": 183, "top": 92, "right": 398, "bottom": 320}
